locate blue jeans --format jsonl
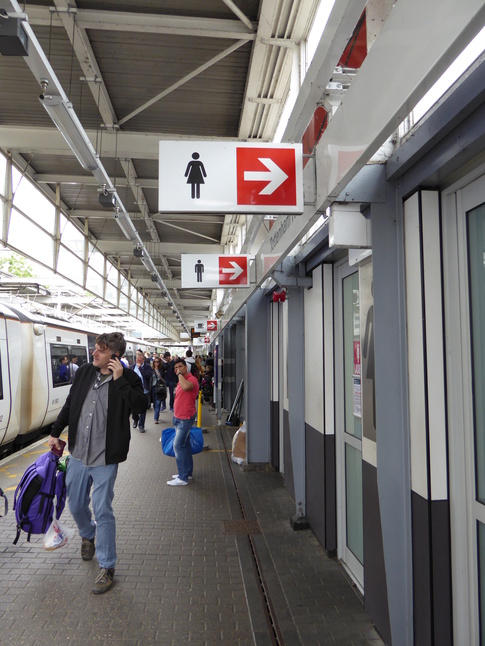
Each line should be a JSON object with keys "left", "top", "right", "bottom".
{"left": 173, "top": 415, "right": 196, "bottom": 481}
{"left": 167, "top": 382, "right": 176, "bottom": 409}
{"left": 154, "top": 396, "right": 162, "bottom": 421}
{"left": 66, "top": 457, "right": 118, "bottom": 569}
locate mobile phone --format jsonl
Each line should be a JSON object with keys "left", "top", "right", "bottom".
{"left": 51, "top": 439, "right": 66, "bottom": 457}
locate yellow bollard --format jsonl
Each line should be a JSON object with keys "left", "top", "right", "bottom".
{"left": 197, "top": 389, "right": 202, "bottom": 427}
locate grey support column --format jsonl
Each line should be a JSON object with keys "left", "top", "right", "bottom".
{"left": 224, "top": 325, "right": 236, "bottom": 411}
{"left": 235, "top": 318, "right": 245, "bottom": 401}
{"left": 286, "top": 286, "right": 307, "bottom": 524}
{"left": 245, "top": 289, "right": 271, "bottom": 463}
{"left": 372, "top": 196, "right": 413, "bottom": 646}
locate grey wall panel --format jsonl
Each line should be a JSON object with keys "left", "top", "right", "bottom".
{"left": 372, "top": 196, "right": 413, "bottom": 645}
{"left": 324, "top": 434, "right": 337, "bottom": 552}
{"left": 412, "top": 491, "right": 433, "bottom": 646}
{"left": 245, "top": 290, "right": 271, "bottom": 463}
{"left": 431, "top": 500, "right": 452, "bottom": 646}
{"left": 305, "top": 422, "right": 325, "bottom": 546}
{"left": 283, "top": 408, "right": 295, "bottom": 500}
{"left": 362, "top": 460, "right": 391, "bottom": 645}
{"left": 411, "top": 492, "right": 453, "bottom": 646}
{"left": 271, "top": 399, "right": 280, "bottom": 469}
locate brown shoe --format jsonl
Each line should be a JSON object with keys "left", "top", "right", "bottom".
{"left": 92, "top": 568, "right": 115, "bottom": 594}
{"left": 81, "top": 537, "right": 95, "bottom": 561}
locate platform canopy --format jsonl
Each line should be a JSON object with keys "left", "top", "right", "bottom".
{"left": 0, "top": 0, "right": 322, "bottom": 342}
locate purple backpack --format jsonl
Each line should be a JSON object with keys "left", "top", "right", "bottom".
{"left": 13, "top": 451, "right": 67, "bottom": 544}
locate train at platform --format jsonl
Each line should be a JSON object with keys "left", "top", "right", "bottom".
{"left": 0, "top": 301, "right": 161, "bottom": 455}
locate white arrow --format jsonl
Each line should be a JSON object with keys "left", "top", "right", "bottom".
{"left": 244, "top": 158, "right": 288, "bottom": 195}
{"left": 221, "top": 261, "right": 244, "bottom": 281}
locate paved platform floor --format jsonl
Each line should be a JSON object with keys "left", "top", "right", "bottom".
{"left": 0, "top": 405, "right": 385, "bottom": 645}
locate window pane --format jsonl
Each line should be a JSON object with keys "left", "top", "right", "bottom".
{"left": 0, "top": 349, "right": 3, "bottom": 400}
{"left": 343, "top": 272, "right": 362, "bottom": 439}
{"left": 0, "top": 153, "right": 6, "bottom": 197}
{"left": 106, "top": 262, "right": 118, "bottom": 284}
{"left": 119, "top": 291, "right": 128, "bottom": 311}
{"left": 105, "top": 281, "right": 117, "bottom": 304}
{"left": 88, "top": 244, "right": 105, "bottom": 274}
{"left": 346, "top": 443, "right": 364, "bottom": 564}
{"left": 57, "top": 246, "right": 83, "bottom": 285}
{"left": 69, "top": 347, "right": 88, "bottom": 380}
{"left": 60, "top": 216, "right": 84, "bottom": 256}
{"left": 466, "top": 202, "right": 485, "bottom": 503}
{"left": 479, "top": 521, "right": 485, "bottom": 645}
{"left": 51, "top": 345, "right": 71, "bottom": 387}
{"left": 12, "top": 175, "right": 56, "bottom": 232}
{"left": 8, "top": 209, "right": 54, "bottom": 267}
{"left": 86, "top": 267, "right": 104, "bottom": 298}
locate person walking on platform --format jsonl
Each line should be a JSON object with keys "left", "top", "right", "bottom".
{"left": 161, "top": 351, "right": 177, "bottom": 411}
{"left": 151, "top": 356, "right": 165, "bottom": 424}
{"left": 47, "top": 332, "right": 147, "bottom": 594}
{"left": 167, "top": 358, "right": 199, "bottom": 486}
{"left": 129, "top": 349, "right": 152, "bottom": 432}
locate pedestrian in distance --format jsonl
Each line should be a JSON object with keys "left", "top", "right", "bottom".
{"left": 151, "top": 356, "right": 165, "bottom": 424}
{"left": 129, "top": 349, "right": 153, "bottom": 433}
{"left": 161, "top": 351, "right": 177, "bottom": 411}
{"left": 167, "top": 358, "right": 199, "bottom": 486}
{"left": 48, "top": 332, "right": 147, "bottom": 594}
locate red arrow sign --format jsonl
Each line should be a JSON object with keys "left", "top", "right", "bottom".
{"left": 218, "top": 256, "right": 248, "bottom": 286}
{"left": 236, "top": 147, "right": 297, "bottom": 207}
{"left": 207, "top": 320, "right": 218, "bottom": 331}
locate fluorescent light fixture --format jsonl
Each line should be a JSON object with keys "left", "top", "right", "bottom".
{"left": 114, "top": 214, "right": 137, "bottom": 240}
{"left": 39, "top": 94, "right": 98, "bottom": 171}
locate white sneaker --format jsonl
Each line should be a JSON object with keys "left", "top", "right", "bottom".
{"left": 167, "top": 477, "right": 188, "bottom": 486}
{"left": 172, "top": 474, "right": 193, "bottom": 480}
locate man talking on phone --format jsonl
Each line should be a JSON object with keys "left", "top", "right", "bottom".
{"left": 48, "top": 332, "right": 147, "bottom": 594}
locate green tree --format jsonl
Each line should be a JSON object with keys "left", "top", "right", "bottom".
{"left": 0, "top": 253, "right": 34, "bottom": 278}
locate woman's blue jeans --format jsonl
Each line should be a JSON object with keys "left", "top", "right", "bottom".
{"left": 173, "top": 415, "right": 196, "bottom": 481}
{"left": 66, "top": 457, "right": 118, "bottom": 569}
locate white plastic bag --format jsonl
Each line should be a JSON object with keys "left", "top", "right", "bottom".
{"left": 231, "top": 422, "right": 247, "bottom": 465}
{"left": 43, "top": 519, "right": 75, "bottom": 551}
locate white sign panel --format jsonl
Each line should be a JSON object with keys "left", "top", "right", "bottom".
{"left": 181, "top": 254, "right": 250, "bottom": 289}
{"left": 159, "top": 141, "right": 303, "bottom": 214}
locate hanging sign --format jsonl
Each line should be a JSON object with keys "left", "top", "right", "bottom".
{"left": 181, "top": 254, "right": 249, "bottom": 288}
{"left": 159, "top": 141, "right": 303, "bottom": 214}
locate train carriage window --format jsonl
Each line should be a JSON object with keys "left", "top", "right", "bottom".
{"left": 69, "top": 348, "right": 88, "bottom": 381}
{"left": 51, "top": 345, "right": 71, "bottom": 387}
{"left": 0, "top": 352, "right": 3, "bottom": 400}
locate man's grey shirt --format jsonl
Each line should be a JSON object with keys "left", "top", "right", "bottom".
{"left": 71, "top": 372, "right": 112, "bottom": 466}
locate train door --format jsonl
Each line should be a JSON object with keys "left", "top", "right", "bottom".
{"left": 444, "top": 170, "right": 485, "bottom": 644}
{"left": 335, "top": 260, "right": 364, "bottom": 590}
{"left": 0, "top": 310, "right": 22, "bottom": 448}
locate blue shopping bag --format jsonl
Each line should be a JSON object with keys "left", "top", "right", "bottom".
{"left": 161, "top": 427, "right": 204, "bottom": 457}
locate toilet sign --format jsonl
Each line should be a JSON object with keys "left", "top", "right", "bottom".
{"left": 181, "top": 254, "right": 250, "bottom": 288}
{"left": 159, "top": 141, "right": 303, "bottom": 214}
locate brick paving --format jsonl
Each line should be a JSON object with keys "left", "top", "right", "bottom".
{"left": 0, "top": 405, "right": 384, "bottom": 645}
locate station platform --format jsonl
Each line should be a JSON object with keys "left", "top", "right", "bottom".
{"left": 0, "top": 404, "right": 384, "bottom": 645}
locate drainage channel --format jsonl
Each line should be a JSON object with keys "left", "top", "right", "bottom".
{"left": 219, "top": 427, "right": 285, "bottom": 646}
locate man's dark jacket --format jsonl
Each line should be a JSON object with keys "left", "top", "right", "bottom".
{"left": 50, "top": 362, "right": 147, "bottom": 464}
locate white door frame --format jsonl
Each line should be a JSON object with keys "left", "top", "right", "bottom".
{"left": 334, "top": 258, "right": 364, "bottom": 591}
{"left": 442, "top": 166, "right": 485, "bottom": 645}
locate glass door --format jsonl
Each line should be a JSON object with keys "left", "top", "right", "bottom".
{"left": 335, "top": 262, "right": 364, "bottom": 589}
{"left": 444, "top": 171, "right": 485, "bottom": 644}
{"left": 464, "top": 183, "right": 485, "bottom": 645}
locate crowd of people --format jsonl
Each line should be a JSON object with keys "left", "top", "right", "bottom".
{"left": 135, "top": 348, "right": 214, "bottom": 422}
